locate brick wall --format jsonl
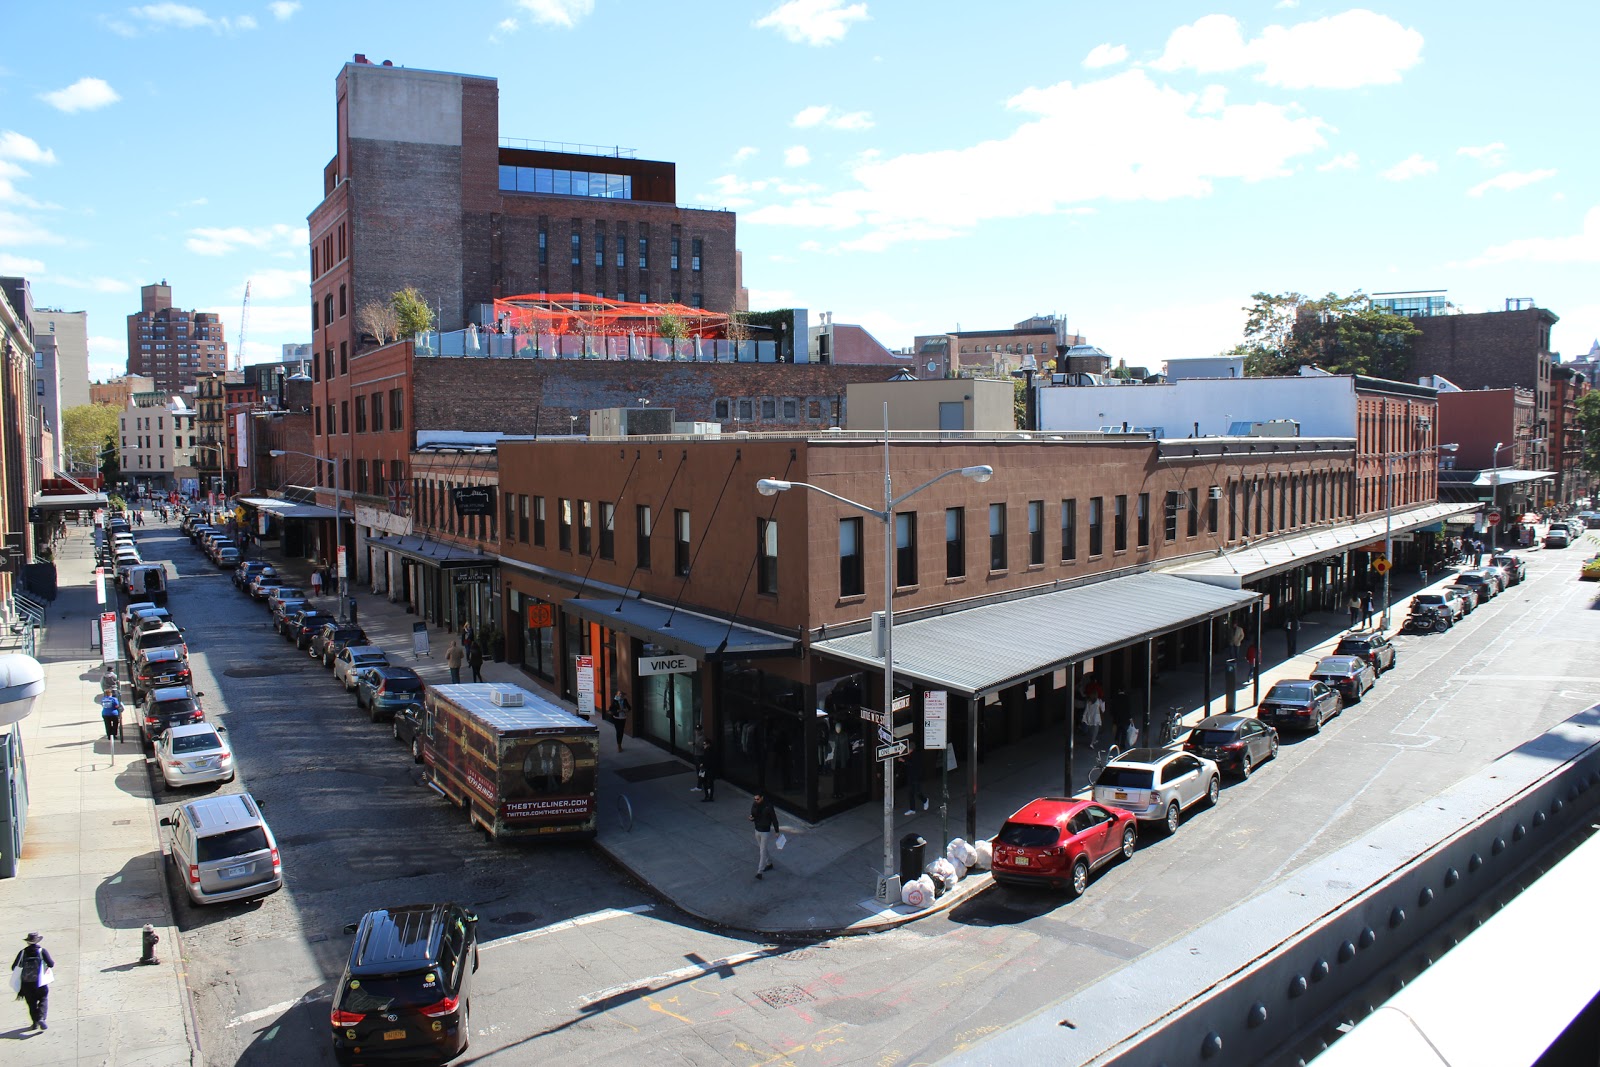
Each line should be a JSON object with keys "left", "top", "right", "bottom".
{"left": 411, "top": 357, "right": 911, "bottom": 434}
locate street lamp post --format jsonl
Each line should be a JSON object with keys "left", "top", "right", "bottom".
{"left": 1489, "top": 441, "right": 1513, "bottom": 551}
{"left": 271, "top": 449, "right": 345, "bottom": 612}
{"left": 758, "top": 403, "right": 992, "bottom": 904}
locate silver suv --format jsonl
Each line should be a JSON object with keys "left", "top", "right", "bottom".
{"left": 1092, "top": 748, "right": 1221, "bottom": 835}
{"left": 162, "top": 792, "right": 283, "bottom": 905}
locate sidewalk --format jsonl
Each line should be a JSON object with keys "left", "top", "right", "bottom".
{"left": 251, "top": 536, "right": 1528, "bottom": 938}
{"left": 0, "top": 528, "right": 196, "bottom": 1066}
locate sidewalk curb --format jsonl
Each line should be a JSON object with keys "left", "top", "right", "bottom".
{"left": 591, "top": 835, "right": 994, "bottom": 940}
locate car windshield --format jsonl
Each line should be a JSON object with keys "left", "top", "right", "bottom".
{"left": 339, "top": 972, "right": 446, "bottom": 1013}
{"left": 1267, "top": 683, "right": 1313, "bottom": 701}
{"left": 1193, "top": 729, "right": 1240, "bottom": 745}
{"left": 1414, "top": 595, "right": 1446, "bottom": 605}
{"left": 171, "top": 731, "right": 223, "bottom": 753}
{"left": 996, "top": 821, "right": 1061, "bottom": 848}
{"left": 1336, "top": 638, "right": 1373, "bottom": 651}
{"left": 152, "top": 698, "right": 198, "bottom": 717}
{"left": 196, "top": 826, "right": 269, "bottom": 862}
{"left": 140, "top": 631, "right": 184, "bottom": 649}
{"left": 1097, "top": 767, "right": 1154, "bottom": 789}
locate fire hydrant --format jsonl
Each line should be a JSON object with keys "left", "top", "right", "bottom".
{"left": 141, "top": 924, "right": 161, "bottom": 965}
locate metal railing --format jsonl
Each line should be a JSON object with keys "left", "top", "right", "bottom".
{"left": 411, "top": 329, "right": 779, "bottom": 363}
{"left": 499, "top": 137, "right": 637, "bottom": 159}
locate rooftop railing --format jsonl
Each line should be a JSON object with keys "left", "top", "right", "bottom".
{"left": 499, "top": 137, "right": 637, "bottom": 159}
{"left": 411, "top": 328, "right": 780, "bottom": 363}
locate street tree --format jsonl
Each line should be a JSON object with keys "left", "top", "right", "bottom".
{"left": 1577, "top": 392, "right": 1600, "bottom": 476}
{"left": 1237, "top": 291, "right": 1420, "bottom": 379}
{"left": 62, "top": 404, "right": 121, "bottom": 469}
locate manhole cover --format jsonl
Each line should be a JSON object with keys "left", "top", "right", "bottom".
{"left": 755, "top": 986, "right": 815, "bottom": 1008}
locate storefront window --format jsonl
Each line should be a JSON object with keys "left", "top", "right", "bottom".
{"left": 719, "top": 663, "right": 809, "bottom": 813}
{"left": 815, "top": 674, "right": 871, "bottom": 813}
{"left": 639, "top": 644, "right": 700, "bottom": 755}
{"left": 518, "top": 593, "right": 556, "bottom": 682}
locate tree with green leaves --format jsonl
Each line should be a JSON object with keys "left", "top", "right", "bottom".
{"left": 1577, "top": 391, "right": 1600, "bottom": 477}
{"left": 1236, "top": 291, "right": 1420, "bottom": 379}
{"left": 100, "top": 433, "right": 121, "bottom": 485}
{"left": 390, "top": 287, "right": 435, "bottom": 337}
{"left": 62, "top": 404, "right": 121, "bottom": 470}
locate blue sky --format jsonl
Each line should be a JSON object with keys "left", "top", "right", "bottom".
{"left": 2, "top": 1, "right": 1597, "bottom": 383}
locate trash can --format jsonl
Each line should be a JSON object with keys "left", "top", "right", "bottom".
{"left": 899, "top": 833, "right": 927, "bottom": 883}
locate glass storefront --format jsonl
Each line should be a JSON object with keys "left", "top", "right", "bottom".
{"left": 719, "top": 662, "right": 809, "bottom": 814}
{"left": 816, "top": 675, "right": 871, "bottom": 811}
{"left": 639, "top": 643, "right": 700, "bottom": 756}
{"left": 514, "top": 591, "right": 557, "bottom": 682}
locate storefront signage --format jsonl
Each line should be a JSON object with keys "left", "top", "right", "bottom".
{"left": 924, "top": 690, "right": 948, "bottom": 749}
{"left": 412, "top": 621, "right": 430, "bottom": 657}
{"left": 452, "top": 487, "right": 494, "bottom": 516}
{"left": 526, "top": 602, "right": 554, "bottom": 628}
{"left": 575, "top": 655, "right": 595, "bottom": 719}
{"left": 638, "top": 653, "right": 697, "bottom": 676}
{"left": 454, "top": 568, "right": 493, "bottom": 585}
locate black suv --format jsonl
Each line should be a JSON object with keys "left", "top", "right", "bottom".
{"left": 138, "top": 686, "right": 205, "bottom": 749}
{"left": 330, "top": 903, "right": 478, "bottom": 1065}
{"left": 286, "top": 609, "right": 335, "bottom": 650}
{"left": 1333, "top": 631, "right": 1396, "bottom": 674}
{"left": 314, "top": 624, "right": 368, "bottom": 667}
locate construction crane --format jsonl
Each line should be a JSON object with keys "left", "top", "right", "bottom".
{"left": 234, "top": 280, "right": 251, "bottom": 371}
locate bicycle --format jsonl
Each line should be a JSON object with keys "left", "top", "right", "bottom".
{"left": 1088, "top": 743, "right": 1122, "bottom": 786}
{"left": 1159, "top": 709, "right": 1186, "bottom": 747}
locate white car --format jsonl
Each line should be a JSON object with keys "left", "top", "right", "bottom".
{"left": 333, "top": 645, "right": 389, "bottom": 689}
{"left": 1092, "top": 748, "right": 1222, "bottom": 835}
{"left": 156, "top": 723, "right": 235, "bottom": 788}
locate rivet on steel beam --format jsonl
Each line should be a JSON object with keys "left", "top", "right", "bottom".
{"left": 1201, "top": 1031, "right": 1224, "bottom": 1059}
{"left": 1443, "top": 868, "right": 1459, "bottom": 888}
{"left": 1392, "top": 976, "right": 1406, "bottom": 994}
{"left": 1338, "top": 941, "right": 1356, "bottom": 964}
{"left": 1418, "top": 886, "right": 1434, "bottom": 906}
{"left": 1248, "top": 1002, "right": 1268, "bottom": 1028}
{"left": 1468, "top": 853, "right": 1483, "bottom": 872}
{"left": 1312, "top": 959, "right": 1330, "bottom": 982}
{"left": 1289, "top": 975, "right": 1308, "bottom": 998}
{"left": 1534, "top": 810, "right": 1547, "bottom": 827}
{"left": 1391, "top": 907, "right": 1407, "bottom": 927}
{"left": 1492, "top": 837, "right": 1505, "bottom": 855}
{"left": 1554, "top": 798, "right": 1565, "bottom": 814}
{"left": 1514, "top": 823, "right": 1526, "bottom": 841}
{"left": 1360, "top": 927, "right": 1377, "bottom": 948}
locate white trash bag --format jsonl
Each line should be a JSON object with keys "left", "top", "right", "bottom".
{"left": 947, "top": 838, "right": 978, "bottom": 869}
{"left": 973, "top": 839, "right": 993, "bottom": 870}
{"left": 927, "top": 857, "right": 960, "bottom": 892}
{"left": 901, "top": 873, "right": 938, "bottom": 908}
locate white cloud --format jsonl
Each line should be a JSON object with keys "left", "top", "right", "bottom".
{"left": 1380, "top": 153, "right": 1436, "bottom": 181}
{"left": 799, "top": 240, "right": 822, "bottom": 252}
{"left": 0, "top": 131, "right": 57, "bottom": 165}
{"left": 784, "top": 146, "right": 811, "bottom": 167}
{"left": 1317, "top": 151, "right": 1359, "bottom": 171}
{"left": 1467, "top": 168, "right": 1557, "bottom": 197}
{"left": 490, "top": 17, "right": 519, "bottom": 42}
{"left": 1457, "top": 141, "right": 1508, "bottom": 166}
{"left": 268, "top": 1, "right": 299, "bottom": 18}
{"left": 1275, "top": 0, "right": 1299, "bottom": 7}
{"left": 1151, "top": 10, "right": 1423, "bottom": 90}
{"left": 744, "top": 69, "right": 1328, "bottom": 250}
{"left": 516, "top": 0, "right": 594, "bottom": 28}
{"left": 747, "top": 287, "right": 799, "bottom": 308}
{"left": 49, "top": 275, "right": 133, "bottom": 293}
{"left": 0, "top": 254, "right": 45, "bottom": 274}
{"left": 733, "top": 146, "right": 759, "bottom": 163}
{"left": 244, "top": 267, "right": 310, "bottom": 300}
{"left": 0, "top": 210, "right": 63, "bottom": 245}
{"left": 755, "top": 0, "right": 868, "bottom": 46}
{"left": 184, "top": 223, "right": 304, "bottom": 256}
{"left": 791, "top": 104, "right": 873, "bottom": 130}
{"left": 128, "top": 3, "right": 257, "bottom": 33}
{"left": 39, "top": 76, "right": 121, "bottom": 113}
{"left": 1083, "top": 43, "right": 1128, "bottom": 69}
{"left": 1464, "top": 207, "right": 1600, "bottom": 268}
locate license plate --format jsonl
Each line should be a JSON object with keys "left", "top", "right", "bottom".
{"left": 194, "top": 758, "right": 217, "bottom": 769}
{"left": 1201, "top": 748, "right": 1218, "bottom": 757}
{"left": 221, "top": 863, "right": 251, "bottom": 879}
{"left": 1014, "top": 855, "right": 1030, "bottom": 866}
{"left": 1114, "top": 791, "right": 1128, "bottom": 799}
{"left": 383, "top": 1029, "right": 407, "bottom": 1041}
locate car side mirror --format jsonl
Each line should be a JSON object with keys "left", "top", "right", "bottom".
{"left": 342, "top": 922, "right": 360, "bottom": 936}
{"left": 159, "top": 816, "right": 172, "bottom": 827}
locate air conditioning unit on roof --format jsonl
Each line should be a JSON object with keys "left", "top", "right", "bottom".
{"left": 489, "top": 686, "right": 525, "bottom": 707}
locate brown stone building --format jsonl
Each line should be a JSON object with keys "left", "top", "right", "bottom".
{"left": 496, "top": 432, "right": 1354, "bottom": 822}
{"left": 125, "top": 283, "right": 226, "bottom": 394}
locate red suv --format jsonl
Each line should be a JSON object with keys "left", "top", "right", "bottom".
{"left": 990, "top": 798, "right": 1138, "bottom": 898}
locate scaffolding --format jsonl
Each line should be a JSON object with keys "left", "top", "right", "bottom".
{"left": 491, "top": 292, "right": 729, "bottom": 339}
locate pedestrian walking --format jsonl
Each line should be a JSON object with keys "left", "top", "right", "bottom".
{"left": 697, "top": 734, "right": 718, "bottom": 802}
{"left": 468, "top": 641, "right": 485, "bottom": 683}
{"left": 1419, "top": 562, "right": 1429, "bottom": 585}
{"left": 606, "top": 692, "right": 629, "bottom": 752}
{"left": 1285, "top": 614, "right": 1300, "bottom": 657}
{"left": 1361, "top": 590, "right": 1374, "bottom": 627}
{"left": 445, "top": 639, "right": 464, "bottom": 685}
{"left": 1244, "top": 642, "right": 1259, "bottom": 684}
{"left": 310, "top": 568, "right": 323, "bottom": 597}
{"left": 101, "top": 666, "right": 119, "bottom": 700}
{"left": 1229, "top": 621, "right": 1245, "bottom": 653}
{"left": 749, "top": 792, "right": 780, "bottom": 879}
{"left": 1347, "top": 592, "right": 1361, "bottom": 629}
{"left": 11, "top": 932, "right": 54, "bottom": 1030}
{"left": 1082, "top": 692, "right": 1105, "bottom": 748}
{"left": 99, "top": 693, "right": 123, "bottom": 743}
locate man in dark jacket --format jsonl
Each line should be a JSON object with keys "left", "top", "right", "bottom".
{"left": 13, "top": 932, "right": 54, "bottom": 1030}
{"left": 749, "top": 792, "right": 779, "bottom": 879}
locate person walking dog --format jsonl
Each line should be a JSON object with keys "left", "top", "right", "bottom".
{"left": 12, "top": 932, "right": 54, "bottom": 1030}
{"left": 750, "top": 792, "right": 780, "bottom": 879}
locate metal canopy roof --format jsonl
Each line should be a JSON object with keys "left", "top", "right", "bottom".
{"left": 238, "top": 497, "right": 340, "bottom": 519}
{"left": 31, "top": 491, "right": 107, "bottom": 510}
{"left": 1167, "top": 502, "right": 1479, "bottom": 590}
{"left": 562, "top": 595, "right": 799, "bottom": 661}
{"left": 811, "top": 573, "right": 1256, "bottom": 698}
{"left": 366, "top": 533, "right": 489, "bottom": 566}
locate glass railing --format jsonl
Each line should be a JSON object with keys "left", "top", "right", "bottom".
{"left": 411, "top": 329, "right": 780, "bottom": 362}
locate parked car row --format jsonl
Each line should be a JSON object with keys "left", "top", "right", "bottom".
{"left": 183, "top": 511, "right": 241, "bottom": 567}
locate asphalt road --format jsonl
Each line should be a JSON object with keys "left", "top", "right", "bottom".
{"left": 143, "top": 519, "right": 1600, "bottom": 1067}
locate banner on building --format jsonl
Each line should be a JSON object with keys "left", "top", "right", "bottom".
{"left": 236, "top": 413, "right": 248, "bottom": 467}
{"left": 451, "top": 487, "right": 494, "bottom": 516}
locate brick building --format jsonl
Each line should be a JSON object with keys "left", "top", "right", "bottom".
{"left": 1409, "top": 307, "right": 1558, "bottom": 475}
{"left": 91, "top": 374, "right": 153, "bottom": 408}
{"left": 1551, "top": 364, "right": 1589, "bottom": 505}
{"left": 193, "top": 372, "right": 240, "bottom": 496}
{"left": 1436, "top": 387, "right": 1552, "bottom": 515}
{"left": 125, "top": 282, "right": 227, "bottom": 394}
{"left": 495, "top": 432, "right": 1355, "bottom": 821}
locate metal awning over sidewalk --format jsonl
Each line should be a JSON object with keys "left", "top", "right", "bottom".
{"left": 811, "top": 572, "right": 1256, "bottom": 698}
{"left": 31, "top": 491, "right": 106, "bottom": 511}
{"left": 238, "top": 496, "right": 340, "bottom": 519}
{"left": 1167, "top": 502, "right": 1478, "bottom": 590}
{"left": 564, "top": 594, "right": 799, "bottom": 660}
{"left": 366, "top": 533, "right": 490, "bottom": 567}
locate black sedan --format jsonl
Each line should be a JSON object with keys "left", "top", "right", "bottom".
{"left": 1310, "top": 655, "right": 1378, "bottom": 704}
{"left": 1183, "top": 715, "right": 1279, "bottom": 777}
{"left": 391, "top": 701, "right": 425, "bottom": 762}
{"left": 1259, "top": 680, "right": 1342, "bottom": 734}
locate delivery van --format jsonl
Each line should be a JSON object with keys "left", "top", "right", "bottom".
{"left": 122, "top": 563, "right": 169, "bottom": 605}
{"left": 422, "top": 683, "right": 599, "bottom": 840}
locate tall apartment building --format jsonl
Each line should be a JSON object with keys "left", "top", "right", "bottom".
{"left": 126, "top": 282, "right": 227, "bottom": 394}
{"left": 32, "top": 308, "right": 89, "bottom": 409}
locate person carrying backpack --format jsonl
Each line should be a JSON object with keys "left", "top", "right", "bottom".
{"left": 12, "top": 932, "right": 55, "bottom": 1030}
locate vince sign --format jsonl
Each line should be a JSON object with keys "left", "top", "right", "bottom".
{"left": 638, "top": 654, "right": 697, "bottom": 676}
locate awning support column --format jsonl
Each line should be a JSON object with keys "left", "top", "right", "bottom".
{"left": 966, "top": 695, "right": 979, "bottom": 843}
{"left": 1203, "top": 617, "right": 1215, "bottom": 715}
{"left": 1064, "top": 661, "right": 1077, "bottom": 797}
{"left": 1142, "top": 637, "right": 1153, "bottom": 744}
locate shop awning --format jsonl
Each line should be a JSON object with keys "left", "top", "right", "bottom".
{"left": 366, "top": 533, "right": 491, "bottom": 566}
{"left": 1166, "top": 502, "right": 1480, "bottom": 590}
{"left": 31, "top": 491, "right": 106, "bottom": 511}
{"left": 239, "top": 496, "right": 341, "bottom": 519}
{"left": 810, "top": 573, "right": 1256, "bottom": 698}
{"left": 1464, "top": 469, "right": 1554, "bottom": 488}
{"left": 562, "top": 594, "right": 800, "bottom": 661}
